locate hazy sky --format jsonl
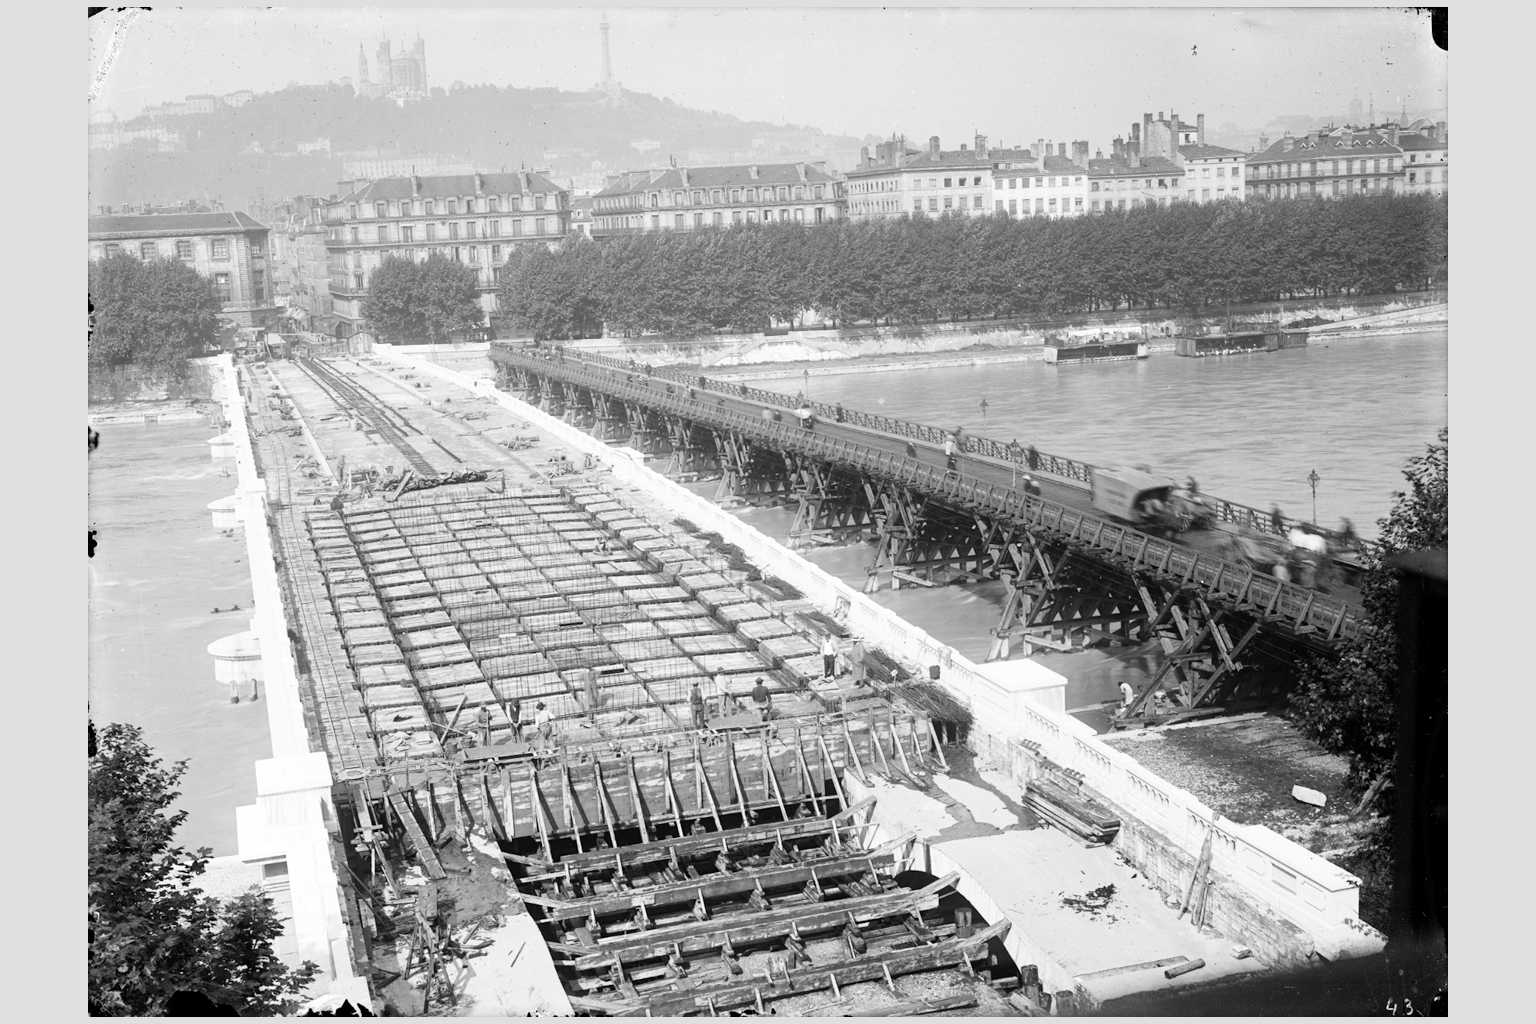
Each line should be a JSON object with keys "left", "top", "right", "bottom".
{"left": 89, "top": 6, "right": 1445, "bottom": 148}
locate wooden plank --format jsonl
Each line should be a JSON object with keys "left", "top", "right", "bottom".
{"left": 639, "top": 678, "right": 684, "bottom": 729}
{"left": 794, "top": 732, "right": 825, "bottom": 817}
{"left": 386, "top": 790, "right": 446, "bottom": 880}
{"left": 593, "top": 762, "right": 621, "bottom": 850}
{"left": 561, "top": 762, "right": 585, "bottom": 853}
{"left": 818, "top": 734, "right": 849, "bottom": 808}
{"left": 696, "top": 750, "right": 725, "bottom": 832}
{"left": 762, "top": 734, "right": 790, "bottom": 818}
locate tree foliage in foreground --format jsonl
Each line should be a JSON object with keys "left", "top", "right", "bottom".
{"left": 89, "top": 723, "right": 319, "bottom": 1015}
{"left": 1287, "top": 427, "right": 1448, "bottom": 792}
{"left": 496, "top": 194, "right": 1447, "bottom": 339}
{"left": 88, "top": 253, "right": 222, "bottom": 378}
{"left": 361, "top": 251, "right": 484, "bottom": 343}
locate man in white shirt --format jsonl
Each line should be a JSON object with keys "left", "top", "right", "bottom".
{"left": 707, "top": 671, "right": 727, "bottom": 716}
{"left": 821, "top": 635, "right": 838, "bottom": 679}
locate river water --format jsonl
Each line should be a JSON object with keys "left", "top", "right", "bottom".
{"left": 89, "top": 420, "right": 269, "bottom": 855}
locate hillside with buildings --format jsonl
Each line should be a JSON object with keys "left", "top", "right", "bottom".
{"left": 89, "top": 80, "right": 871, "bottom": 212}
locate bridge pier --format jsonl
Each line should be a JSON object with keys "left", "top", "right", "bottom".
{"left": 785, "top": 458, "right": 873, "bottom": 550}
{"left": 711, "top": 430, "right": 792, "bottom": 507}
{"left": 660, "top": 415, "right": 721, "bottom": 482}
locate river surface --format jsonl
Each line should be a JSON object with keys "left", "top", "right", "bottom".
{"left": 89, "top": 420, "right": 269, "bottom": 855}
{"left": 756, "top": 330, "right": 1448, "bottom": 538}
{"left": 679, "top": 331, "right": 1447, "bottom": 730}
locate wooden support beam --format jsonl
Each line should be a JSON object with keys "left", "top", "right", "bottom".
{"left": 543, "top": 842, "right": 908, "bottom": 923}
{"left": 697, "top": 752, "right": 725, "bottom": 833}
{"left": 626, "top": 757, "right": 652, "bottom": 845}
{"left": 727, "top": 739, "right": 753, "bottom": 826}
{"left": 818, "top": 734, "right": 849, "bottom": 808}
{"left": 794, "top": 732, "right": 825, "bottom": 817}
{"left": 762, "top": 734, "right": 790, "bottom": 819}
{"left": 569, "top": 872, "right": 962, "bottom": 969}
{"left": 841, "top": 719, "right": 869, "bottom": 786}
{"left": 531, "top": 768, "right": 554, "bottom": 861}
{"left": 624, "top": 920, "right": 1009, "bottom": 1017}
{"left": 561, "top": 762, "right": 585, "bottom": 853}
{"left": 663, "top": 749, "right": 686, "bottom": 837}
{"left": 593, "top": 763, "right": 622, "bottom": 850}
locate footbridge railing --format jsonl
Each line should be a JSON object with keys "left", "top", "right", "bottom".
{"left": 499, "top": 350, "right": 1359, "bottom": 644}
{"left": 499, "top": 345, "right": 1330, "bottom": 540}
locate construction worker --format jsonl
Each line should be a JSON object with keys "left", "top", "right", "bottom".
{"left": 821, "top": 634, "right": 839, "bottom": 679}
{"left": 751, "top": 678, "right": 773, "bottom": 722}
{"left": 709, "top": 670, "right": 728, "bottom": 716}
{"left": 583, "top": 665, "right": 601, "bottom": 712}
{"left": 1119, "top": 681, "right": 1135, "bottom": 707}
{"left": 534, "top": 701, "right": 555, "bottom": 750}
{"left": 689, "top": 681, "right": 707, "bottom": 731}
{"left": 475, "top": 704, "right": 492, "bottom": 747}
{"left": 508, "top": 701, "right": 523, "bottom": 744}
{"left": 848, "top": 640, "right": 867, "bottom": 686}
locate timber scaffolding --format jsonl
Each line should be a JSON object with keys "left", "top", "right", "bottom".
{"left": 523, "top": 798, "right": 1026, "bottom": 1017}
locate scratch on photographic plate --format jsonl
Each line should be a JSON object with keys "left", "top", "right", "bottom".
{"left": 89, "top": 9, "right": 143, "bottom": 103}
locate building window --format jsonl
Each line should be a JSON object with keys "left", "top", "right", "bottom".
{"left": 1202, "top": 188, "right": 1210, "bottom": 201}
{"left": 733, "top": 210, "right": 744, "bottom": 224}
{"left": 375, "top": 224, "right": 388, "bottom": 243}
{"left": 140, "top": 241, "right": 156, "bottom": 259}
{"left": 252, "top": 270, "right": 265, "bottom": 302}
{"left": 448, "top": 223, "right": 460, "bottom": 240}
{"left": 350, "top": 251, "right": 361, "bottom": 269}
{"left": 1036, "top": 199, "right": 1044, "bottom": 214}
{"left": 175, "top": 239, "right": 194, "bottom": 260}
{"left": 353, "top": 273, "right": 363, "bottom": 290}
{"left": 425, "top": 224, "right": 437, "bottom": 241}
{"left": 211, "top": 238, "right": 230, "bottom": 260}
{"left": 510, "top": 196, "right": 522, "bottom": 212}
{"left": 773, "top": 187, "right": 785, "bottom": 201}
{"left": 1048, "top": 198, "right": 1057, "bottom": 212}
{"left": 794, "top": 208, "right": 804, "bottom": 222}
{"left": 102, "top": 242, "right": 121, "bottom": 257}
{"left": 792, "top": 186, "right": 804, "bottom": 200}
{"left": 813, "top": 185, "right": 824, "bottom": 200}
{"left": 1091, "top": 200, "right": 1100, "bottom": 211}
{"left": 1009, "top": 199, "right": 1018, "bottom": 214}
{"left": 536, "top": 217, "right": 547, "bottom": 235}
{"left": 374, "top": 202, "right": 386, "bottom": 218}
{"left": 814, "top": 207, "right": 824, "bottom": 223}
{"left": 747, "top": 210, "right": 758, "bottom": 223}
{"left": 448, "top": 199, "right": 459, "bottom": 214}
{"left": 1074, "top": 198, "right": 1083, "bottom": 211}
{"left": 913, "top": 199, "right": 923, "bottom": 213}
{"left": 957, "top": 196, "right": 967, "bottom": 211}
{"left": 491, "top": 243, "right": 501, "bottom": 261}
{"left": 350, "top": 226, "right": 360, "bottom": 244}
{"left": 488, "top": 196, "right": 499, "bottom": 212}
{"left": 928, "top": 197, "right": 938, "bottom": 212}
{"left": 487, "top": 221, "right": 499, "bottom": 238}
{"left": 943, "top": 196, "right": 953, "bottom": 210}
{"left": 397, "top": 225, "right": 412, "bottom": 243}
{"left": 468, "top": 246, "right": 479, "bottom": 264}
{"left": 745, "top": 188, "right": 756, "bottom": 202}
{"left": 466, "top": 222, "right": 477, "bottom": 239}
{"left": 995, "top": 200, "right": 1005, "bottom": 213}
{"left": 512, "top": 221, "right": 522, "bottom": 237}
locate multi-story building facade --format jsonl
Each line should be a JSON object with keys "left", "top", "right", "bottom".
{"left": 590, "top": 162, "right": 844, "bottom": 234}
{"left": 1086, "top": 137, "right": 1186, "bottom": 213}
{"left": 88, "top": 211, "right": 279, "bottom": 328}
{"left": 993, "top": 141, "right": 1091, "bottom": 218}
{"left": 1177, "top": 145, "right": 1247, "bottom": 203}
{"left": 570, "top": 197, "right": 594, "bottom": 237}
{"left": 1245, "top": 127, "right": 1405, "bottom": 200}
{"left": 1396, "top": 121, "right": 1447, "bottom": 196}
{"left": 845, "top": 135, "right": 993, "bottom": 222}
{"left": 324, "top": 171, "right": 570, "bottom": 338}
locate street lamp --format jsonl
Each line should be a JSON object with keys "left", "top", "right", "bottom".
{"left": 1307, "top": 469, "right": 1320, "bottom": 527}
{"left": 802, "top": 367, "right": 810, "bottom": 403}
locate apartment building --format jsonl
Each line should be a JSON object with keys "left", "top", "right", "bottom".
{"left": 590, "top": 162, "right": 844, "bottom": 234}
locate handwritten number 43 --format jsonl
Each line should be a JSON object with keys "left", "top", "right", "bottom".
{"left": 1386, "top": 998, "right": 1420, "bottom": 1016}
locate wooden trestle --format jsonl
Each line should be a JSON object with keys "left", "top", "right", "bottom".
{"left": 518, "top": 798, "right": 1016, "bottom": 1017}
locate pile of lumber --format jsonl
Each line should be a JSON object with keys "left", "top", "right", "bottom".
{"left": 1024, "top": 777, "right": 1120, "bottom": 846}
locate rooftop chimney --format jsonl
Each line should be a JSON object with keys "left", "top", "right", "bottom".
{"left": 1129, "top": 139, "right": 1140, "bottom": 168}
{"left": 929, "top": 135, "right": 941, "bottom": 157}
{"left": 1143, "top": 112, "right": 1153, "bottom": 144}
{"left": 1197, "top": 113, "right": 1206, "bottom": 146}
{"left": 1307, "top": 130, "right": 1319, "bottom": 146}
{"left": 1113, "top": 137, "right": 1124, "bottom": 160}
{"left": 974, "top": 133, "right": 988, "bottom": 158}
{"left": 1095, "top": 148, "right": 1104, "bottom": 160}
{"left": 960, "top": 143, "right": 968, "bottom": 151}
{"left": 411, "top": 175, "right": 421, "bottom": 197}
{"left": 1131, "top": 121, "right": 1141, "bottom": 143}
{"left": 1259, "top": 136, "right": 1270, "bottom": 151}
{"left": 860, "top": 145, "right": 871, "bottom": 167}
{"left": 1058, "top": 142, "right": 1067, "bottom": 157}
{"left": 474, "top": 172, "right": 485, "bottom": 194}
{"left": 680, "top": 166, "right": 690, "bottom": 187}
{"left": 1037, "top": 138, "right": 1045, "bottom": 161}
{"left": 1158, "top": 110, "right": 1165, "bottom": 122}
{"left": 749, "top": 165, "right": 759, "bottom": 179}
{"left": 1282, "top": 134, "right": 1294, "bottom": 152}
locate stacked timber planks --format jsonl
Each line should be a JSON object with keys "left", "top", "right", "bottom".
{"left": 1023, "top": 767, "right": 1121, "bottom": 847}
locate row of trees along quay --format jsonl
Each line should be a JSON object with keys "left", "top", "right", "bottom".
{"left": 479, "top": 194, "right": 1446, "bottom": 341}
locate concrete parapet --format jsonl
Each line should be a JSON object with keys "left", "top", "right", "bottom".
{"left": 208, "top": 629, "right": 262, "bottom": 703}
{"left": 216, "top": 355, "right": 360, "bottom": 1000}
{"left": 208, "top": 494, "right": 243, "bottom": 530}
{"left": 377, "top": 344, "right": 1386, "bottom": 966}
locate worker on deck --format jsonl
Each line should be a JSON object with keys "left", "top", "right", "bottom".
{"left": 534, "top": 701, "right": 555, "bottom": 750}
{"left": 475, "top": 704, "right": 492, "bottom": 747}
{"left": 508, "top": 701, "right": 523, "bottom": 744}
{"left": 848, "top": 640, "right": 867, "bottom": 686}
{"left": 689, "top": 681, "right": 707, "bottom": 731}
{"left": 752, "top": 678, "right": 773, "bottom": 722}
{"left": 709, "top": 670, "right": 728, "bottom": 716}
{"left": 583, "top": 666, "right": 601, "bottom": 712}
{"left": 821, "top": 635, "right": 839, "bottom": 679}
